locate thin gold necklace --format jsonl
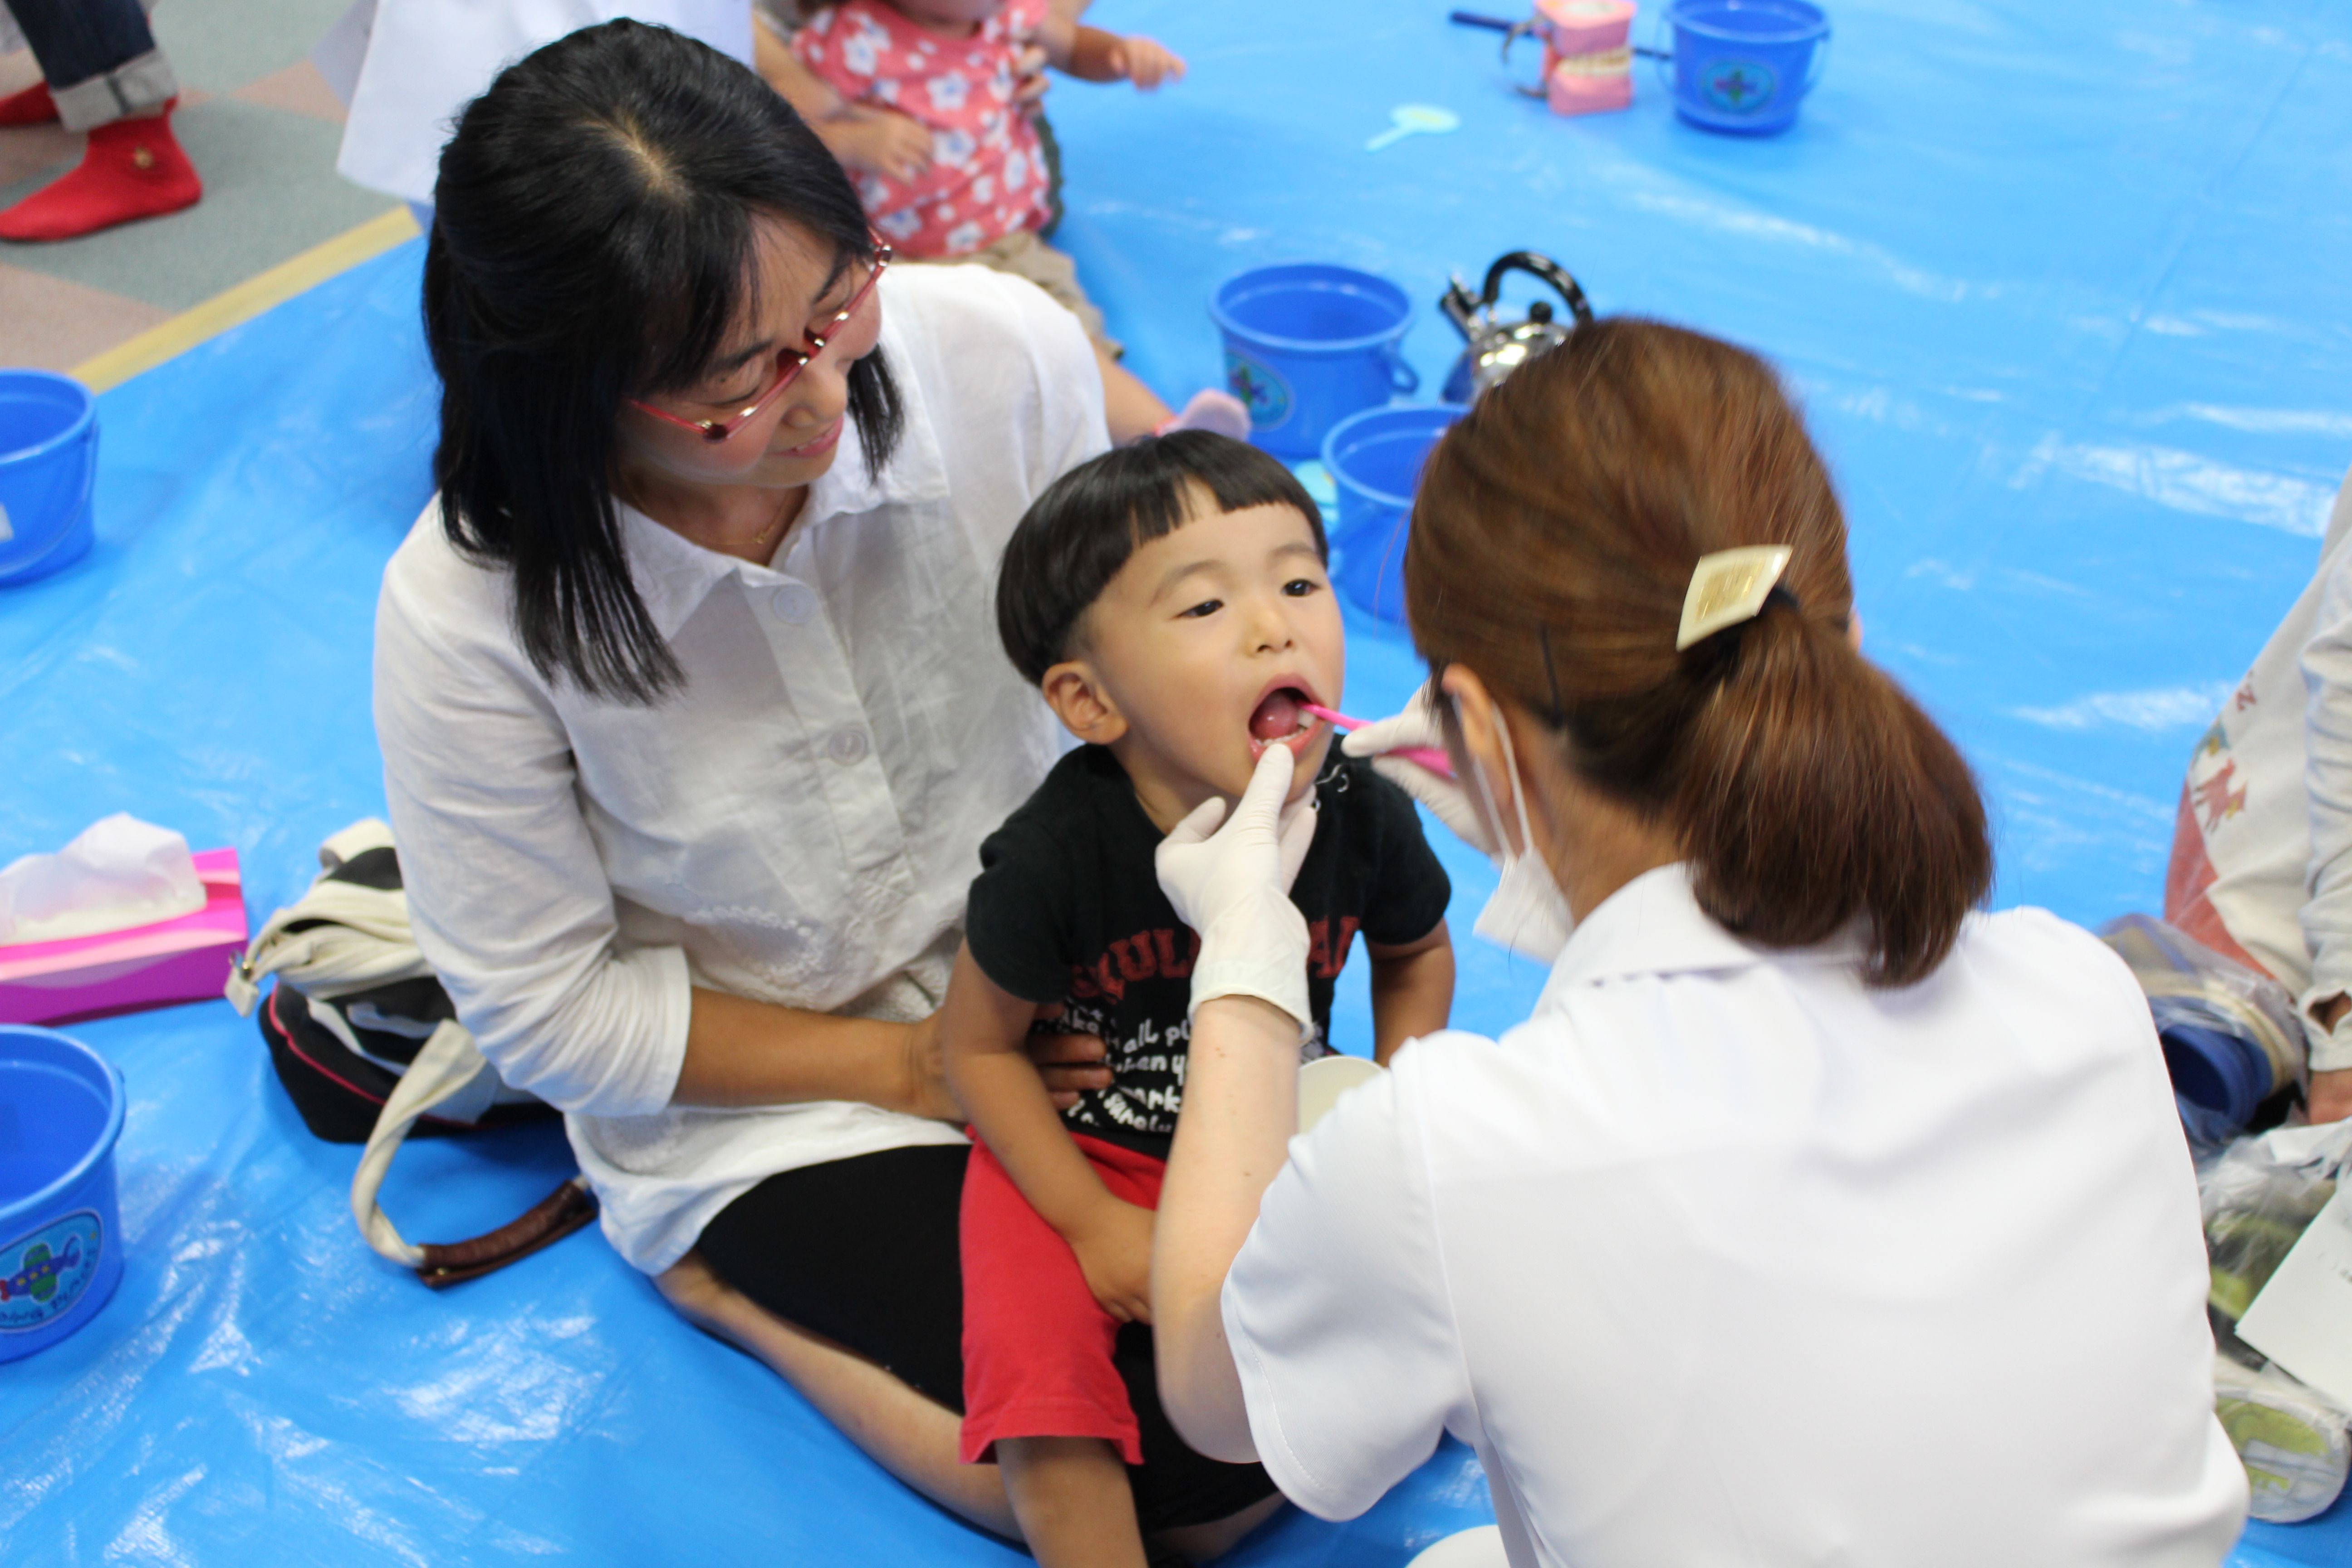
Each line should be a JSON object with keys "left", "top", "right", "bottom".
{"left": 750, "top": 488, "right": 795, "bottom": 551}
{"left": 614, "top": 475, "right": 801, "bottom": 559}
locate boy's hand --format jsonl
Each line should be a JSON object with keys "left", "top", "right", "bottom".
{"left": 821, "top": 105, "right": 933, "bottom": 182}
{"left": 1109, "top": 34, "right": 1185, "bottom": 90}
{"left": 1071, "top": 1197, "right": 1156, "bottom": 1322}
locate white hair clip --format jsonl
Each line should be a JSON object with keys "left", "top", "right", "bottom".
{"left": 1676, "top": 545, "right": 1794, "bottom": 651}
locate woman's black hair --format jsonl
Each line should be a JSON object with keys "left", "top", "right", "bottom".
{"left": 424, "top": 19, "right": 904, "bottom": 703}
{"left": 996, "top": 431, "right": 1327, "bottom": 686}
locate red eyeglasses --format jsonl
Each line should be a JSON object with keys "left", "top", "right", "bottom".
{"left": 631, "top": 233, "right": 893, "bottom": 444}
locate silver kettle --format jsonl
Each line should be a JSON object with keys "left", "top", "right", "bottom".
{"left": 1440, "top": 251, "right": 1595, "bottom": 404}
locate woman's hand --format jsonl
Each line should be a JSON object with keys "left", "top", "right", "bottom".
{"left": 1341, "top": 688, "right": 1498, "bottom": 858}
{"left": 1157, "top": 744, "right": 1320, "bottom": 1029}
{"left": 1028, "top": 1024, "right": 1112, "bottom": 1109}
{"left": 2312, "top": 1069, "right": 2352, "bottom": 1124}
{"left": 2307, "top": 995, "right": 2352, "bottom": 1122}
{"left": 1070, "top": 1196, "right": 1156, "bottom": 1323}
{"left": 899, "top": 1009, "right": 1111, "bottom": 1121}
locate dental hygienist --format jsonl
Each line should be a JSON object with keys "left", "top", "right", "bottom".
{"left": 1147, "top": 321, "right": 2248, "bottom": 1568}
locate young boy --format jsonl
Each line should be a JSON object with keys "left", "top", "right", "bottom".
{"left": 943, "top": 431, "right": 1455, "bottom": 1567}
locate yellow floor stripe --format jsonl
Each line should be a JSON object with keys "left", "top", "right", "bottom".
{"left": 70, "top": 206, "right": 424, "bottom": 393}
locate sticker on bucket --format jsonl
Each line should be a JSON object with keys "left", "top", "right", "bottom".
{"left": 0, "top": 501, "right": 11, "bottom": 543}
{"left": 1699, "top": 57, "right": 1779, "bottom": 113}
{"left": 1224, "top": 351, "right": 1294, "bottom": 431}
{"left": 0, "top": 1210, "right": 103, "bottom": 1331}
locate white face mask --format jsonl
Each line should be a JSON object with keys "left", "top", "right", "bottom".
{"left": 1463, "top": 701, "right": 1578, "bottom": 965}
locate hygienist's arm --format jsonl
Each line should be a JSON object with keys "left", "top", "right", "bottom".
{"left": 1153, "top": 991, "right": 1303, "bottom": 1458}
{"left": 1149, "top": 745, "right": 1319, "bottom": 1457}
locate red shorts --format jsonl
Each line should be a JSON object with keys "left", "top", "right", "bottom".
{"left": 959, "top": 1131, "right": 1166, "bottom": 1466}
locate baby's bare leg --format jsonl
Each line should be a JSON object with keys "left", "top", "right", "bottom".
{"left": 1098, "top": 345, "right": 1176, "bottom": 444}
{"left": 657, "top": 1251, "right": 1019, "bottom": 1537}
{"left": 999, "top": 1436, "right": 1151, "bottom": 1568}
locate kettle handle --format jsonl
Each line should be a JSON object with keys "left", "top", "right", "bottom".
{"left": 1476, "top": 252, "right": 1596, "bottom": 328}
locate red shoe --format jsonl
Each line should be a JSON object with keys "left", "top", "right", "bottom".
{"left": 0, "top": 105, "right": 201, "bottom": 242}
{"left": 0, "top": 81, "right": 59, "bottom": 127}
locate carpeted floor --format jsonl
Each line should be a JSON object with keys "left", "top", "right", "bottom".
{"left": 0, "top": 0, "right": 399, "bottom": 373}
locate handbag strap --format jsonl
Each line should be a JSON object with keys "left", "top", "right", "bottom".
{"left": 348, "top": 1018, "right": 597, "bottom": 1286}
{"left": 226, "top": 820, "right": 429, "bottom": 1015}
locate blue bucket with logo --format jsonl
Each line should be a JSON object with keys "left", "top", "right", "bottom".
{"left": 1322, "top": 403, "right": 1467, "bottom": 624}
{"left": 1657, "top": 0, "right": 1831, "bottom": 136}
{"left": 1212, "top": 265, "right": 1420, "bottom": 460}
{"left": 0, "top": 1026, "right": 126, "bottom": 1362}
{"left": 0, "top": 370, "right": 98, "bottom": 587}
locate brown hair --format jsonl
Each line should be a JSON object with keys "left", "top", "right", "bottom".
{"left": 1407, "top": 319, "right": 1990, "bottom": 985}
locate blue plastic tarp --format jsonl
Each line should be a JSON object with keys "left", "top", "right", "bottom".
{"left": 4, "top": 0, "right": 2351, "bottom": 1559}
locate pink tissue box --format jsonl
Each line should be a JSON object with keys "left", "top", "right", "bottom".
{"left": 0, "top": 848, "right": 248, "bottom": 1025}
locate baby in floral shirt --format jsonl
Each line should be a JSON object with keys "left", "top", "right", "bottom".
{"left": 778, "top": 0, "right": 1247, "bottom": 443}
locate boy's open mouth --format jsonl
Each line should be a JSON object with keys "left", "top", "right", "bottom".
{"left": 1247, "top": 685, "right": 1321, "bottom": 759}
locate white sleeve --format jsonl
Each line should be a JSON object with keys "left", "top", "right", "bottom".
{"left": 1220, "top": 1059, "right": 1467, "bottom": 1521}
{"left": 1014, "top": 273, "right": 1113, "bottom": 497}
{"left": 2301, "top": 468, "right": 2352, "bottom": 1070}
{"left": 372, "top": 537, "right": 692, "bottom": 1117}
{"left": 889, "top": 264, "right": 1109, "bottom": 560}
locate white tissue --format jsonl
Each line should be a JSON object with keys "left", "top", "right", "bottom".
{"left": 0, "top": 814, "right": 206, "bottom": 946}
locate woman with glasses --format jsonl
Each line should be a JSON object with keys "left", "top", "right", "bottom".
{"left": 373, "top": 21, "right": 1280, "bottom": 1555}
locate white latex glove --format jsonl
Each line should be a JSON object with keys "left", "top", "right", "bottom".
{"left": 1338, "top": 688, "right": 1498, "bottom": 858}
{"left": 1156, "top": 745, "right": 1320, "bottom": 1031}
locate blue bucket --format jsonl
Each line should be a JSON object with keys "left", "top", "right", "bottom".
{"left": 1657, "top": 0, "right": 1831, "bottom": 136}
{"left": 1212, "top": 265, "right": 1420, "bottom": 460}
{"left": 1322, "top": 403, "right": 1467, "bottom": 624}
{"left": 0, "top": 370, "right": 98, "bottom": 587}
{"left": 0, "top": 1026, "right": 126, "bottom": 1362}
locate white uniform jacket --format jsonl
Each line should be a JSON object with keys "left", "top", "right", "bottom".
{"left": 1223, "top": 864, "right": 2248, "bottom": 1568}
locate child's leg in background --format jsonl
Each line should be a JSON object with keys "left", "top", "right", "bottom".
{"left": 919, "top": 232, "right": 1249, "bottom": 443}
{"left": 961, "top": 1135, "right": 1168, "bottom": 1568}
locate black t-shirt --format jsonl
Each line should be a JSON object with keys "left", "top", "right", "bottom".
{"left": 965, "top": 745, "right": 1452, "bottom": 1156}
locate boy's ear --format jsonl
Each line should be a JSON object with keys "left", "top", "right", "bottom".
{"left": 1041, "top": 659, "right": 1128, "bottom": 745}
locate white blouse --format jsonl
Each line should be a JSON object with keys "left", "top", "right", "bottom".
{"left": 374, "top": 265, "right": 1107, "bottom": 1271}
{"left": 1223, "top": 865, "right": 2246, "bottom": 1568}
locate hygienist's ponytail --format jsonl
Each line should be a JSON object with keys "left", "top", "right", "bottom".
{"left": 1407, "top": 320, "right": 1990, "bottom": 986}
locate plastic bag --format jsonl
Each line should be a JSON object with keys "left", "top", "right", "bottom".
{"left": 2200, "top": 1126, "right": 2352, "bottom": 1521}
{"left": 2203, "top": 1127, "right": 2346, "bottom": 1328}
{"left": 2101, "top": 914, "right": 2307, "bottom": 1146}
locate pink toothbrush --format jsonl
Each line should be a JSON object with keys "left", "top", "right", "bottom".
{"left": 1300, "top": 703, "right": 1455, "bottom": 778}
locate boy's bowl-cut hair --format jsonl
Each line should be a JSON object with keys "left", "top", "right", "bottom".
{"left": 996, "top": 431, "right": 1328, "bottom": 686}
